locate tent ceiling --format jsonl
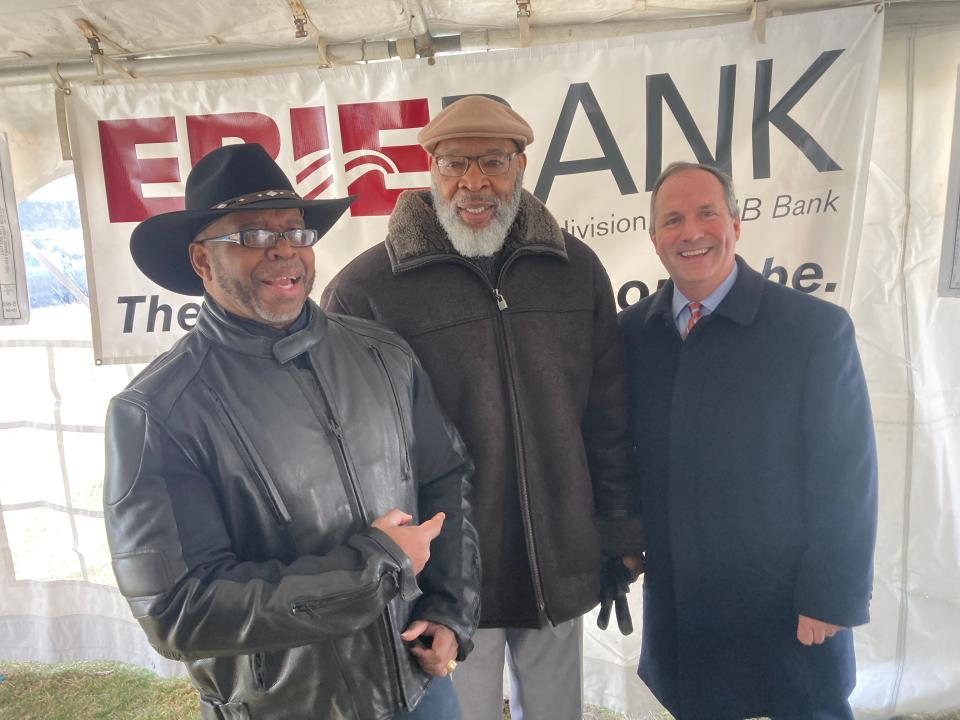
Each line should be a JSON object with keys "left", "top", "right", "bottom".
{"left": 0, "top": 0, "right": 954, "bottom": 84}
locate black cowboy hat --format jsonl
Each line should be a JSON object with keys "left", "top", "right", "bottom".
{"left": 130, "top": 143, "right": 354, "bottom": 296}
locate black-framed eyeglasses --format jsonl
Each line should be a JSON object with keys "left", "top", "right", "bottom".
{"left": 433, "top": 152, "right": 518, "bottom": 177}
{"left": 198, "top": 228, "right": 319, "bottom": 249}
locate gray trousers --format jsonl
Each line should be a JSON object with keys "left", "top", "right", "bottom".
{"left": 451, "top": 618, "right": 583, "bottom": 720}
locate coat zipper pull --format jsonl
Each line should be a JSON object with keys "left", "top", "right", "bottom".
{"left": 327, "top": 417, "right": 343, "bottom": 439}
{"left": 494, "top": 289, "right": 508, "bottom": 310}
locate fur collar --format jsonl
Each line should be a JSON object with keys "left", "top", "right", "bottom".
{"left": 386, "top": 188, "right": 567, "bottom": 270}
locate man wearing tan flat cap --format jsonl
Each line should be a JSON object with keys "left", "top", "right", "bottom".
{"left": 323, "top": 95, "right": 643, "bottom": 720}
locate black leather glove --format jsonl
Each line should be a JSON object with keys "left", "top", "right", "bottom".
{"left": 597, "top": 557, "right": 635, "bottom": 635}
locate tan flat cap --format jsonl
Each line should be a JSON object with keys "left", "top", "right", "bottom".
{"left": 418, "top": 96, "right": 534, "bottom": 153}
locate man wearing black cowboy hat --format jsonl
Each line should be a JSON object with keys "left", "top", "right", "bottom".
{"left": 103, "top": 143, "right": 480, "bottom": 720}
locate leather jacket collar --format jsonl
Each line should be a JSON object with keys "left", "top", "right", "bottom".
{"left": 195, "top": 296, "right": 329, "bottom": 362}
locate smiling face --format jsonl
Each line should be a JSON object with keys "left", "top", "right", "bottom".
{"left": 431, "top": 137, "right": 526, "bottom": 229}
{"left": 188, "top": 207, "right": 314, "bottom": 328}
{"left": 650, "top": 168, "right": 740, "bottom": 301}
{"left": 430, "top": 137, "right": 526, "bottom": 257}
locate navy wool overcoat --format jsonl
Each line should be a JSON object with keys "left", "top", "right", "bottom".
{"left": 619, "top": 257, "right": 878, "bottom": 719}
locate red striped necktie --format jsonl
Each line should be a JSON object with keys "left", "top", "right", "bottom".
{"left": 683, "top": 301, "right": 702, "bottom": 340}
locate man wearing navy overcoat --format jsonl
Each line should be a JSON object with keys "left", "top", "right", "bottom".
{"left": 619, "top": 161, "right": 878, "bottom": 720}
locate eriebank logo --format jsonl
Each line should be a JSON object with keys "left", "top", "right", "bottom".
{"left": 98, "top": 48, "right": 849, "bottom": 227}
{"left": 97, "top": 99, "right": 431, "bottom": 221}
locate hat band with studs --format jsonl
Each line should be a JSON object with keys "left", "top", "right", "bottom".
{"left": 212, "top": 189, "right": 301, "bottom": 209}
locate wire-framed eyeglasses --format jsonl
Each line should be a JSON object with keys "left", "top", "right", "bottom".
{"left": 433, "top": 152, "right": 518, "bottom": 177}
{"left": 198, "top": 228, "right": 319, "bottom": 249}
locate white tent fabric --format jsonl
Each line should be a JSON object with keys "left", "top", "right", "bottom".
{"left": 2, "top": 7, "right": 960, "bottom": 718}
{"left": 860, "top": 26, "right": 960, "bottom": 713}
{"left": 0, "top": 0, "right": 884, "bottom": 64}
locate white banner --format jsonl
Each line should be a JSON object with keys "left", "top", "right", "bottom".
{"left": 0, "top": 133, "right": 30, "bottom": 325}
{"left": 67, "top": 5, "right": 882, "bottom": 364}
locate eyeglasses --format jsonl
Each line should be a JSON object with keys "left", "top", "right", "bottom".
{"left": 198, "top": 228, "right": 319, "bottom": 249}
{"left": 433, "top": 152, "right": 518, "bottom": 177}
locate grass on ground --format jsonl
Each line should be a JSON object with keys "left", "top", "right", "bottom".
{"left": 0, "top": 661, "right": 649, "bottom": 719}
{"left": 0, "top": 661, "right": 198, "bottom": 720}
{"left": 1, "top": 660, "right": 958, "bottom": 720}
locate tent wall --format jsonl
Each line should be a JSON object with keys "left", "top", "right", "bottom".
{"left": 0, "top": 84, "right": 70, "bottom": 198}
{"left": 2, "top": 13, "right": 960, "bottom": 716}
{"left": 856, "top": 24, "right": 960, "bottom": 714}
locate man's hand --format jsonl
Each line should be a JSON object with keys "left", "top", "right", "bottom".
{"left": 621, "top": 554, "right": 645, "bottom": 580}
{"left": 401, "top": 620, "right": 460, "bottom": 676}
{"left": 796, "top": 614, "right": 844, "bottom": 645}
{"left": 371, "top": 509, "right": 445, "bottom": 575}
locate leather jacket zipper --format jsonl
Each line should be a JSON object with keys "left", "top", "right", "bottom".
{"left": 286, "top": 358, "right": 410, "bottom": 706}
{"left": 369, "top": 346, "right": 412, "bottom": 482}
{"left": 325, "top": 415, "right": 367, "bottom": 520}
{"left": 206, "top": 387, "right": 292, "bottom": 524}
{"left": 292, "top": 584, "right": 409, "bottom": 701}
{"left": 252, "top": 652, "right": 267, "bottom": 691}
{"left": 383, "top": 604, "right": 412, "bottom": 708}
{"left": 285, "top": 365, "right": 367, "bottom": 522}
{"left": 290, "top": 576, "right": 385, "bottom": 614}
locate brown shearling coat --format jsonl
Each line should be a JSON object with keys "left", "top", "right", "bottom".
{"left": 322, "top": 189, "right": 641, "bottom": 627}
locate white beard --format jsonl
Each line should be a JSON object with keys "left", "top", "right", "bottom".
{"left": 432, "top": 173, "right": 523, "bottom": 258}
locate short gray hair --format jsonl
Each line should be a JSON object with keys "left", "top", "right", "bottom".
{"left": 649, "top": 162, "right": 739, "bottom": 230}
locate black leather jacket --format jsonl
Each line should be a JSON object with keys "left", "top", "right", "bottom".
{"left": 103, "top": 299, "right": 480, "bottom": 720}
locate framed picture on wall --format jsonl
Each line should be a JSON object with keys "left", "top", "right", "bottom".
{"left": 0, "top": 132, "right": 30, "bottom": 325}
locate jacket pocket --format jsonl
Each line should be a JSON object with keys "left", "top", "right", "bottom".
{"left": 250, "top": 651, "right": 273, "bottom": 693}
{"left": 290, "top": 576, "right": 389, "bottom": 617}
{"left": 206, "top": 386, "right": 293, "bottom": 524}
{"left": 369, "top": 346, "right": 412, "bottom": 482}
